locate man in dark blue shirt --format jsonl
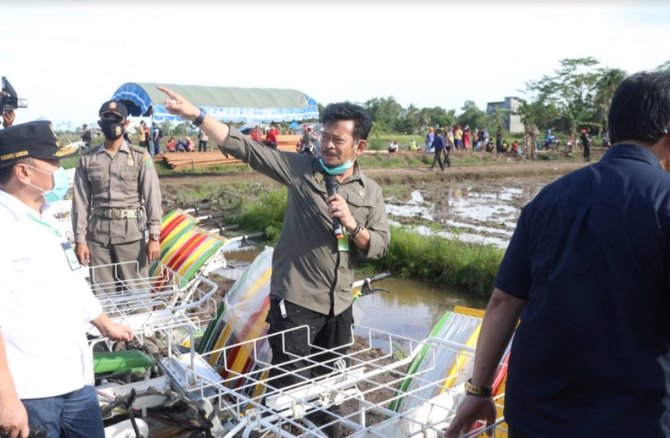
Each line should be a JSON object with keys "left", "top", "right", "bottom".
{"left": 447, "top": 70, "right": 670, "bottom": 437}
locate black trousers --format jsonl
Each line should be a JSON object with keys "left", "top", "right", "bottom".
{"left": 265, "top": 299, "right": 354, "bottom": 390}
{"left": 431, "top": 148, "right": 445, "bottom": 170}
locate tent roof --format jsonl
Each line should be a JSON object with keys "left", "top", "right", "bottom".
{"left": 110, "top": 82, "right": 319, "bottom": 123}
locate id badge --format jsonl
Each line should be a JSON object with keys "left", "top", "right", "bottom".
{"left": 337, "top": 235, "right": 350, "bottom": 252}
{"left": 62, "top": 242, "right": 81, "bottom": 271}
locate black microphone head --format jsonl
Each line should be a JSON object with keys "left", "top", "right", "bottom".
{"left": 324, "top": 174, "right": 338, "bottom": 195}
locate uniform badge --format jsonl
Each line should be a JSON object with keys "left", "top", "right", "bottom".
{"left": 313, "top": 172, "right": 324, "bottom": 184}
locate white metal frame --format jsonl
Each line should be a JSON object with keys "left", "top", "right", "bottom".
{"left": 87, "top": 261, "right": 219, "bottom": 341}
{"left": 173, "top": 324, "right": 506, "bottom": 438}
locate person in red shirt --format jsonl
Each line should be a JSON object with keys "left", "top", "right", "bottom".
{"left": 265, "top": 124, "right": 278, "bottom": 149}
{"left": 250, "top": 126, "right": 261, "bottom": 142}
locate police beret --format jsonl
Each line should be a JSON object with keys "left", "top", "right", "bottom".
{"left": 0, "top": 120, "right": 78, "bottom": 162}
{"left": 98, "top": 100, "right": 128, "bottom": 119}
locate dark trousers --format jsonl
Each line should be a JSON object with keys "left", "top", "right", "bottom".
{"left": 198, "top": 140, "right": 207, "bottom": 152}
{"left": 443, "top": 147, "right": 452, "bottom": 167}
{"left": 583, "top": 143, "right": 591, "bottom": 161}
{"left": 265, "top": 299, "right": 354, "bottom": 390}
{"left": 431, "top": 148, "right": 445, "bottom": 170}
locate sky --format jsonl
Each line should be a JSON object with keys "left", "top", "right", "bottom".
{"left": 3, "top": 1, "right": 670, "bottom": 129}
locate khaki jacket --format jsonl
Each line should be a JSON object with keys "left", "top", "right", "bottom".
{"left": 221, "top": 127, "right": 390, "bottom": 316}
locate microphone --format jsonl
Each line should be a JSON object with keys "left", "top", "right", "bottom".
{"left": 324, "top": 175, "right": 344, "bottom": 239}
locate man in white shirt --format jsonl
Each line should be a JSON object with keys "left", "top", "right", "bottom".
{"left": 0, "top": 121, "right": 133, "bottom": 438}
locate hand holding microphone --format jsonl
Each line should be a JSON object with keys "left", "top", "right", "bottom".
{"left": 326, "top": 175, "right": 352, "bottom": 239}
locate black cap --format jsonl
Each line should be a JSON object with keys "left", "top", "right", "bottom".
{"left": 0, "top": 120, "right": 78, "bottom": 163}
{"left": 98, "top": 100, "right": 128, "bottom": 119}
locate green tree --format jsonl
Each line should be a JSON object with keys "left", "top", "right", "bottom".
{"left": 593, "top": 68, "right": 627, "bottom": 133}
{"left": 396, "top": 104, "right": 421, "bottom": 134}
{"left": 523, "top": 57, "right": 602, "bottom": 150}
{"left": 364, "top": 97, "right": 404, "bottom": 134}
{"left": 457, "top": 100, "right": 487, "bottom": 131}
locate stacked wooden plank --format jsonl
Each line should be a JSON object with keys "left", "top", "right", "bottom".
{"left": 159, "top": 135, "right": 301, "bottom": 171}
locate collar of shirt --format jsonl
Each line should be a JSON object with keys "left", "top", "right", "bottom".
{"left": 94, "top": 141, "right": 132, "bottom": 155}
{"left": 310, "top": 159, "right": 366, "bottom": 187}
{"left": 0, "top": 190, "right": 62, "bottom": 237}
{"left": 0, "top": 189, "right": 39, "bottom": 221}
{"left": 602, "top": 143, "right": 662, "bottom": 169}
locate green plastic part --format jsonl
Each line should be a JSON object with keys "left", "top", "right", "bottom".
{"left": 93, "top": 350, "right": 155, "bottom": 374}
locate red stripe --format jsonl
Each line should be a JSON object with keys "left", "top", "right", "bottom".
{"left": 168, "top": 233, "right": 208, "bottom": 271}
{"left": 160, "top": 214, "right": 188, "bottom": 241}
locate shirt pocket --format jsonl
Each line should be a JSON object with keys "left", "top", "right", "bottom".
{"left": 87, "top": 169, "right": 104, "bottom": 192}
{"left": 120, "top": 167, "right": 140, "bottom": 197}
{"left": 121, "top": 167, "right": 139, "bottom": 181}
{"left": 346, "top": 192, "right": 373, "bottom": 225}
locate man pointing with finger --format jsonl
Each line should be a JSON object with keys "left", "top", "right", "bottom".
{"left": 158, "top": 86, "right": 390, "bottom": 435}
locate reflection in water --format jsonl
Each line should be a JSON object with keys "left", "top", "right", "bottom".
{"left": 221, "top": 248, "right": 488, "bottom": 342}
{"left": 354, "top": 277, "right": 487, "bottom": 341}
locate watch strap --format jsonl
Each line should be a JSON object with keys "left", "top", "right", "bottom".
{"left": 464, "top": 379, "right": 493, "bottom": 397}
{"left": 193, "top": 108, "right": 206, "bottom": 127}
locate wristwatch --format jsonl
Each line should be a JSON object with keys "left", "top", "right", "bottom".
{"left": 192, "top": 108, "right": 206, "bottom": 127}
{"left": 464, "top": 379, "right": 493, "bottom": 397}
{"left": 149, "top": 233, "right": 160, "bottom": 241}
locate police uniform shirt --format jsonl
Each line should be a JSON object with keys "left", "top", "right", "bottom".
{"left": 72, "top": 142, "right": 162, "bottom": 245}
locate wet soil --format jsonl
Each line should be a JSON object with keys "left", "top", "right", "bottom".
{"left": 159, "top": 156, "right": 594, "bottom": 249}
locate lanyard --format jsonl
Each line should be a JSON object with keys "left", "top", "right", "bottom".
{"left": 26, "top": 211, "right": 63, "bottom": 239}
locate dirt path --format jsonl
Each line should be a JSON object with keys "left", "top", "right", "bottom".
{"left": 159, "top": 159, "right": 591, "bottom": 187}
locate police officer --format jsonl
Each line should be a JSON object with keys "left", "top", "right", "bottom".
{"left": 72, "top": 100, "right": 162, "bottom": 290}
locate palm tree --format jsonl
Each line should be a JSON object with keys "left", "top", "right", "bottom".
{"left": 594, "top": 68, "right": 627, "bottom": 134}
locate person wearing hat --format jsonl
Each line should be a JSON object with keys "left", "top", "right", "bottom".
{"left": 0, "top": 121, "right": 134, "bottom": 438}
{"left": 71, "top": 100, "right": 162, "bottom": 292}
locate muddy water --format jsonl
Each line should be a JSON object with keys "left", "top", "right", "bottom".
{"left": 353, "top": 278, "right": 486, "bottom": 340}
{"left": 223, "top": 248, "right": 487, "bottom": 340}
{"left": 386, "top": 175, "right": 555, "bottom": 248}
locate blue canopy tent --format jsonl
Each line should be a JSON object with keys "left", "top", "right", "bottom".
{"left": 110, "top": 82, "right": 320, "bottom": 123}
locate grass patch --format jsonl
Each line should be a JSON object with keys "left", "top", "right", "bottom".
{"left": 365, "top": 226, "right": 503, "bottom": 300}
{"left": 229, "top": 191, "right": 503, "bottom": 300}
{"left": 237, "top": 187, "right": 288, "bottom": 242}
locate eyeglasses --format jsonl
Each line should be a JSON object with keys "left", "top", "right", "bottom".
{"left": 321, "top": 133, "right": 355, "bottom": 147}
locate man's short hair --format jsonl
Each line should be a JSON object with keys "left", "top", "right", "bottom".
{"left": 608, "top": 70, "right": 670, "bottom": 144}
{"left": 0, "top": 157, "right": 29, "bottom": 185}
{"left": 321, "top": 102, "right": 373, "bottom": 141}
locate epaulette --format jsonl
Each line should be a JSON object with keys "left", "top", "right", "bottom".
{"left": 81, "top": 145, "right": 102, "bottom": 156}
{"left": 129, "top": 144, "right": 148, "bottom": 154}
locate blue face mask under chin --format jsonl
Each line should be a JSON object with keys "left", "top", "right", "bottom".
{"left": 319, "top": 158, "right": 354, "bottom": 176}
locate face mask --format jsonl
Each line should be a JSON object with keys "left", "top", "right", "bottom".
{"left": 28, "top": 166, "right": 70, "bottom": 203}
{"left": 318, "top": 158, "right": 354, "bottom": 176}
{"left": 99, "top": 118, "right": 124, "bottom": 140}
